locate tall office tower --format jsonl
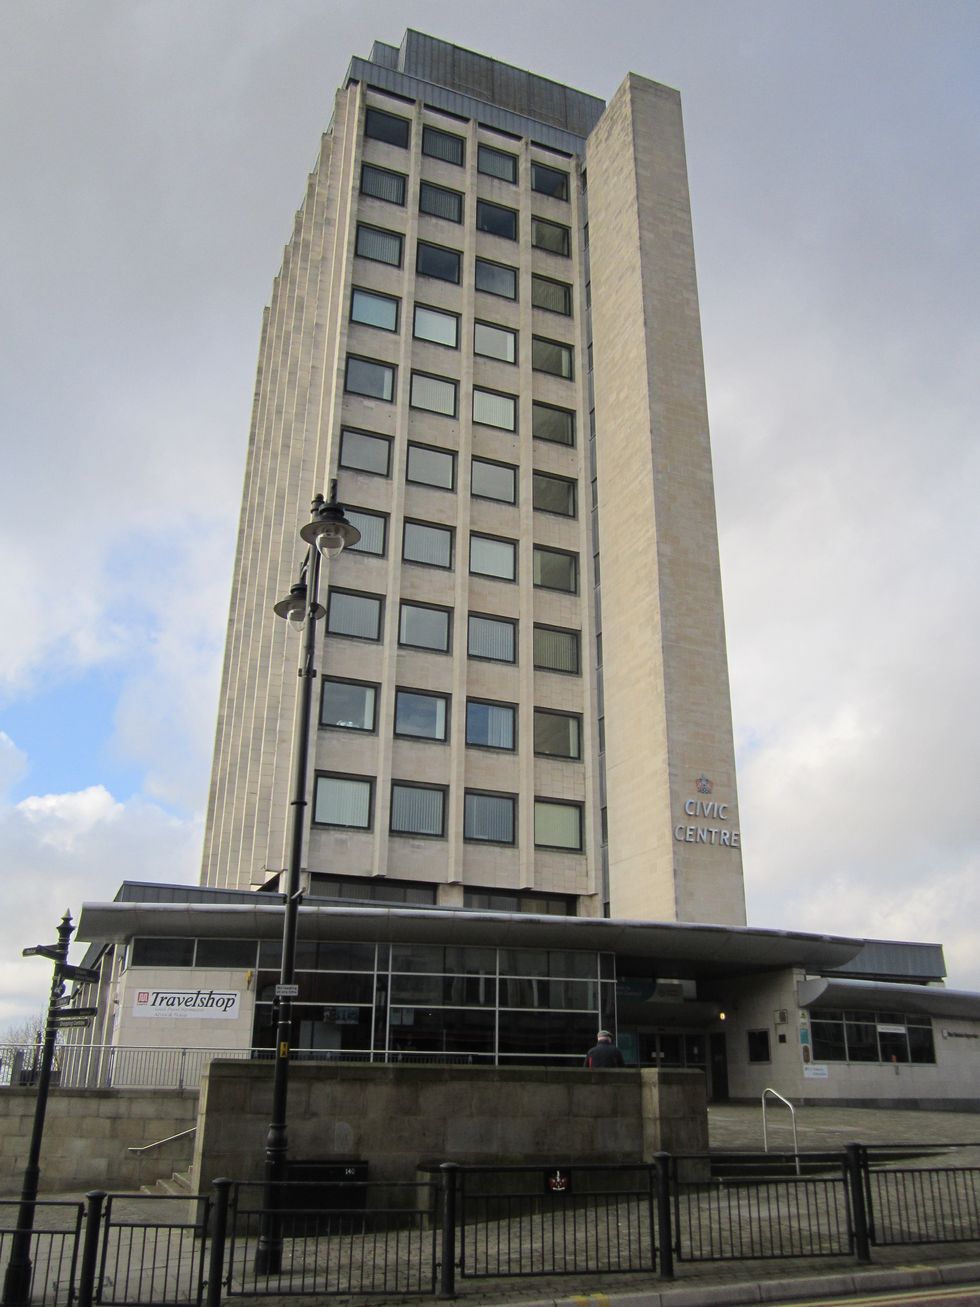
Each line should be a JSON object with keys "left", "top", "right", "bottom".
{"left": 201, "top": 32, "right": 746, "bottom": 928}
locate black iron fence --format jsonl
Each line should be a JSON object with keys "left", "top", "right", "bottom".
{"left": 2, "top": 1144, "right": 979, "bottom": 1305}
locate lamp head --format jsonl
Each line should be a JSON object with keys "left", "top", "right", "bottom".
{"left": 299, "top": 487, "right": 360, "bottom": 558}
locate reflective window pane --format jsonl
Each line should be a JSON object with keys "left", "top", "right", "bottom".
{"left": 395, "top": 690, "right": 448, "bottom": 741}
{"left": 474, "top": 322, "right": 517, "bottom": 363}
{"left": 533, "top": 625, "right": 579, "bottom": 673}
{"left": 466, "top": 701, "right": 515, "bottom": 750}
{"left": 477, "top": 200, "right": 517, "bottom": 241}
{"left": 365, "top": 107, "right": 410, "bottom": 148}
{"left": 403, "top": 521, "right": 453, "bottom": 568}
{"left": 339, "top": 428, "right": 390, "bottom": 476}
{"left": 327, "top": 591, "right": 382, "bottom": 640}
{"left": 471, "top": 458, "right": 517, "bottom": 503}
{"left": 399, "top": 603, "right": 450, "bottom": 651}
{"left": 531, "top": 162, "right": 569, "bottom": 199}
{"left": 531, "top": 216, "right": 570, "bottom": 256}
{"left": 532, "top": 471, "right": 576, "bottom": 516}
{"left": 407, "top": 443, "right": 455, "bottom": 489}
{"left": 533, "top": 709, "right": 580, "bottom": 759}
{"left": 533, "top": 545, "right": 578, "bottom": 592}
{"left": 470, "top": 534, "right": 516, "bottom": 580}
{"left": 534, "top": 799, "right": 582, "bottom": 850}
{"left": 314, "top": 776, "right": 372, "bottom": 828}
{"left": 391, "top": 784, "right": 445, "bottom": 836}
{"left": 475, "top": 258, "right": 517, "bottom": 300}
{"left": 532, "top": 336, "right": 572, "bottom": 378}
{"left": 360, "top": 163, "right": 406, "bottom": 205}
{"left": 414, "top": 304, "right": 459, "bottom": 348}
{"left": 532, "top": 401, "right": 575, "bottom": 446}
{"left": 345, "top": 356, "right": 394, "bottom": 401}
{"left": 422, "top": 125, "right": 464, "bottom": 166}
{"left": 417, "top": 241, "right": 461, "bottom": 283}
{"left": 351, "top": 288, "right": 399, "bottom": 331}
{"left": 532, "top": 274, "right": 572, "bottom": 315}
{"left": 468, "top": 614, "right": 515, "bottom": 662}
{"left": 477, "top": 144, "right": 517, "bottom": 182}
{"left": 464, "top": 792, "right": 516, "bottom": 843}
{"left": 321, "top": 679, "right": 376, "bottom": 731}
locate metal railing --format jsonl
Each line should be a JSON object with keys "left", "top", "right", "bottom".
{"left": 761, "top": 1087, "right": 800, "bottom": 1174}
{"left": 0, "top": 1200, "right": 83, "bottom": 1307}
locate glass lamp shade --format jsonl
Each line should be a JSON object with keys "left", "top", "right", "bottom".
{"left": 273, "top": 584, "right": 326, "bottom": 628}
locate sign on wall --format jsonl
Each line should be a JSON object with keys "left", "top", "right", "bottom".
{"left": 673, "top": 774, "right": 741, "bottom": 849}
{"left": 133, "top": 989, "right": 240, "bottom": 1018}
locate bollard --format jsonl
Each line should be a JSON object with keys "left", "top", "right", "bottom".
{"left": 76, "top": 1191, "right": 106, "bottom": 1307}
{"left": 205, "top": 1180, "right": 232, "bottom": 1307}
{"left": 845, "top": 1143, "right": 872, "bottom": 1263}
{"left": 653, "top": 1153, "right": 674, "bottom": 1279}
{"left": 439, "top": 1163, "right": 459, "bottom": 1298}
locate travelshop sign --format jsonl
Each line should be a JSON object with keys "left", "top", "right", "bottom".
{"left": 134, "top": 989, "right": 241, "bottom": 1018}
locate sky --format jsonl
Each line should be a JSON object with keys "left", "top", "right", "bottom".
{"left": 1, "top": 1, "right": 978, "bottom": 1028}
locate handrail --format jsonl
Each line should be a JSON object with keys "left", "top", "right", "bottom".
{"left": 127, "top": 1127, "right": 196, "bottom": 1156}
{"left": 762, "top": 1087, "right": 800, "bottom": 1175}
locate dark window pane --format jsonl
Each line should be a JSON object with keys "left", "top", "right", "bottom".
{"left": 747, "top": 1030, "right": 771, "bottom": 1062}
{"left": 532, "top": 275, "right": 572, "bottom": 315}
{"left": 532, "top": 401, "right": 575, "bottom": 445}
{"left": 497, "top": 1011, "right": 596, "bottom": 1057}
{"left": 534, "top": 710, "right": 580, "bottom": 759}
{"left": 391, "top": 784, "right": 445, "bottom": 836}
{"left": 422, "top": 125, "right": 464, "bottom": 165}
{"left": 131, "top": 937, "right": 195, "bottom": 967}
{"left": 531, "top": 162, "right": 569, "bottom": 199}
{"left": 365, "top": 107, "right": 410, "bottom": 148}
{"left": 360, "top": 163, "right": 406, "bottom": 205}
{"left": 321, "top": 679, "right": 376, "bottom": 731}
{"left": 466, "top": 701, "right": 515, "bottom": 749}
{"left": 395, "top": 690, "right": 448, "bottom": 740}
{"left": 419, "top": 182, "right": 463, "bottom": 223}
{"left": 464, "top": 792, "right": 515, "bottom": 843}
{"left": 532, "top": 472, "right": 576, "bottom": 516}
{"left": 195, "top": 939, "right": 257, "bottom": 968}
{"left": 389, "top": 1007, "right": 494, "bottom": 1056}
{"left": 417, "top": 241, "right": 461, "bottom": 283}
{"left": 532, "top": 336, "right": 573, "bottom": 378}
{"left": 477, "top": 144, "right": 517, "bottom": 182}
{"left": 531, "top": 216, "right": 570, "bottom": 256}
{"left": 533, "top": 625, "right": 579, "bottom": 673}
{"left": 345, "top": 356, "right": 394, "bottom": 401}
{"left": 533, "top": 546, "right": 578, "bottom": 592}
{"left": 475, "top": 258, "right": 517, "bottom": 299}
{"left": 477, "top": 200, "right": 517, "bottom": 240}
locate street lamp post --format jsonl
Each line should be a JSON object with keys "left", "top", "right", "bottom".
{"left": 254, "top": 485, "right": 359, "bottom": 1276}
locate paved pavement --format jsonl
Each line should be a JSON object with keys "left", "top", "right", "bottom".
{"left": 25, "top": 1103, "right": 980, "bottom": 1306}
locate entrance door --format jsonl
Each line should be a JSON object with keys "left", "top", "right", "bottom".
{"left": 709, "top": 1032, "right": 729, "bottom": 1102}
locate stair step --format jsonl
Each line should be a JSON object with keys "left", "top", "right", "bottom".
{"left": 141, "top": 1168, "right": 195, "bottom": 1197}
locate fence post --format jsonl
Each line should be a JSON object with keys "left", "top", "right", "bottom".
{"left": 205, "top": 1179, "right": 232, "bottom": 1307}
{"left": 76, "top": 1191, "right": 106, "bottom": 1307}
{"left": 439, "top": 1164, "right": 459, "bottom": 1298}
{"left": 653, "top": 1153, "right": 674, "bottom": 1279}
{"left": 845, "top": 1143, "right": 871, "bottom": 1264}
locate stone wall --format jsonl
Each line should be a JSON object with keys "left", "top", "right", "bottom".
{"left": 193, "top": 1061, "right": 707, "bottom": 1186}
{"left": 0, "top": 1089, "right": 198, "bottom": 1194}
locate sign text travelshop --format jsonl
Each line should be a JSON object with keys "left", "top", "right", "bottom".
{"left": 134, "top": 989, "right": 240, "bottom": 1018}
{"left": 673, "top": 775, "right": 740, "bottom": 849}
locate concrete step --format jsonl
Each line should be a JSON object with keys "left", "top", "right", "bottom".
{"left": 141, "top": 1168, "right": 194, "bottom": 1196}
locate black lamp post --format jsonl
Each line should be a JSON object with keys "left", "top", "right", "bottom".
{"left": 254, "top": 484, "right": 359, "bottom": 1276}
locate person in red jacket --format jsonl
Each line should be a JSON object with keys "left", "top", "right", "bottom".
{"left": 584, "top": 1029, "right": 625, "bottom": 1068}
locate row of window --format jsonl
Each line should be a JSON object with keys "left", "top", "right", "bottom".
{"left": 314, "top": 774, "right": 584, "bottom": 850}
{"left": 311, "top": 875, "right": 576, "bottom": 916}
{"left": 322, "top": 678, "right": 581, "bottom": 758}
{"left": 346, "top": 355, "right": 572, "bottom": 439}
{"left": 343, "top": 431, "right": 575, "bottom": 512}
{"left": 807, "top": 1009, "right": 936, "bottom": 1065}
{"left": 364, "top": 107, "right": 570, "bottom": 201}
{"left": 344, "top": 513, "right": 577, "bottom": 587}
{"left": 356, "top": 223, "right": 573, "bottom": 314}
{"left": 351, "top": 288, "right": 573, "bottom": 378}
{"left": 328, "top": 593, "right": 580, "bottom": 670}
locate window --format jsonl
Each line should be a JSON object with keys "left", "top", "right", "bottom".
{"left": 345, "top": 356, "right": 395, "bottom": 402}
{"left": 314, "top": 775, "right": 373, "bottom": 829}
{"left": 534, "top": 709, "right": 581, "bottom": 759}
{"left": 399, "top": 602, "right": 451, "bottom": 652}
{"left": 474, "top": 321, "right": 517, "bottom": 363}
{"left": 326, "top": 590, "right": 382, "bottom": 641}
{"left": 391, "top": 783, "right": 446, "bottom": 836}
{"left": 355, "top": 223, "right": 403, "bottom": 267}
{"left": 422, "top": 124, "right": 464, "bottom": 166}
{"left": 475, "top": 258, "right": 517, "bottom": 300}
{"left": 339, "top": 428, "right": 390, "bottom": 477}
{"left": 533, "top": 546, "right": 578, "bottom": 592}
{"left": 532, "top": 471, "right": 576, "bottom": 516}
{"left": 747, "top": 1030, "right": 771, "bottom": 1063}
{"left": 477, "top": 200, "right": 517, "bottom": 241}
{"left": 416, "top": 241, "right": 461, "bottom": 284}
{"left": 464, "top": 792, "right": 516, "bottom": 844}
{"left": 413, "top": 304, "right": 459, "bottom": 349}
{"left": 477, "top": 143, "right": 517, "bottom": 182}
{"left": 470, "top": 533, "right": 516, "bottom": 581}
{"left": 531, "top": 216, "right": 570, "bottom": 256}
{"left": 350, "top": 288, "right": 399, "bottom": 332}
{"left": 360, "top": 163, "right": 406, "bottom": 205}
{"left": 468, "top": 614, "right": 516, "bottom": 662}
{"left": 314, "top": 875, "right": 437, "bottom": 907}
{"left": 471, "top": 458, "right": 517, "bottom": 503}
{"left": 410, "top": 371, "right": 457, "bottom": 416}
{"left": 419, "top": 182, "right": 463, "bottom": 223}
{"left": 532, "top": 274, "right": 572, "bottom": 315}
{"left": 464, "top": 888, "right": 574, "bottom": 915}
{"left": 345, "top": 508, "right": 386, "bottom": 555}
{"left": 195, "top": 939, "right": 257, "bottom": 968}
{"left": 321, "top": 679, "right": 377, "bottom": 732}
{"left": 808, "top": 1009, "right": 936, "bottom": 1064}
{"left": 466, "top": 700, "right": 515, "bottom": 750}
{"left": 473, "top": 387, "right": 516, "bottom": 431}
{"left": 534, "top": 799, "right": 582, "bottom": 850}
{"left": 394, "top": 689, "right": 448, "bottom": 741}
{"left": 533, "top": 624, "right": 579, "bottom": 673}
{"left": 131, "top": 937, "right": 195, "bottom": 967}
{"left": 364, "top": 107, "right": 410, "bottom": 148}
{"left": 407, "top": 443, "right": 455, "bottom": 490}
{"left": 533, "top": 401, "right": 575, "bottom": 446}
{"left": 403, "top": 520, "right": 453, "bottom": 569}
{"left": 531, "top": 162, "right": 569, "bottom": 200}
{"left": 532, "top": 336, "right": 573, "bottom": 379}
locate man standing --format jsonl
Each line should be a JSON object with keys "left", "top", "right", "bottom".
{"left": 584, "top": 1030, "right": 625, "bottom": 1068}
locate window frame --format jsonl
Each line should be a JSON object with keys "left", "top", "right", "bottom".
{"left": 533, "top": 708, "right": 582, "bottom": 760}
{"left": 531, "top": 274, "right": 573, "bottom": 316}
{"left": 471, "top": 457, "right": 517, "bottom": 505}
{"left": 398, "top": 600, "right": 452, "bottom": 653}
{"left": 463, "top": 790, "right": 517, "bottom": 845}
{"left": 359, "top": 163, "right": 407, "bottom": 206}
{"left": 531, "top": 161, "right": 569, "bottom": 200}
{"left": 533, "top": 798, "right": 584, "bottom": 851}
{"left": 532, "top": 544, "right": 579, "bottom": 594}
{"left": 394, "top": 687, "right": 450, "bottom": 743}
{"left": 339, "top": 428, "right": 391, "bottom": 478}
{"left": 532, "top": 623, "right": 580, "bottom": 675}
{"left": 355, "top": 223, "right": 404, "bottom": 267}
{"left": 531, "top": 335, "right": 573, "bottom": 379}
{"left": 532, "top": 470, "right": 577, "bottom": 517}
{"left": 474, "top": 320, "right": 517, "bottom": 364}
{"left": 350, "top": 287, "right": 400, "bottom": 333}
{"left": 406, "top": 442, "right": 456, "bottom": 491}
{"left": 313, "top": 772, "right": 375, "bottom": 830}
{"left": 320, "top": 677, "right": 379, "bottom": 734}
{"left": 402, "top": 519, "right": 454, "bottom": 570}
{"left": 467, "top": 612, "right": 517, "bottom": 664}
{"left": 413, "top": 303, "right": 460, "bottom": 350}
{"left": 475, "top": 257, "right": 518, "bottom": 301}
{"left": 477, "top": 143, "right": 518, "bottom": 183}
{"left": 419, "top": 180, "right": 464, "bottom": 224}
{"left": 364, "top": 107, "right": 410, "bottom": 149}
{"left": 465, "top": 698, "right": 517, "bottom": 752}
{"left": 409, "top": 370, "right": 458, "bottom": 418}
{"left": 390, "top": 781, "right": 448, "bottom": 838}
{"left": 531, "top": 215, "right": 570, "bottom": 257}
{"left": 421, "top": 124, "right": 465, "bottom": 166}
{"left": 416, "top": 240, "right": 462, "bottom": 285}
{"left": 326, "top": 588, "right": 384, "bottom": 642}
{"left": 344, "top": 354, "right": 396, "bottom": 403}
{"left": 476, "top": 198, "right": 518, "bottom": 241}
{"left": 469, "top": 532, "right": 517, "bottom": 582}
{"left": 532, "top": 401, "right": 576, "bottom": 447}
{"left": 472, "top": 386, "right": 517, "bottom": 432}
